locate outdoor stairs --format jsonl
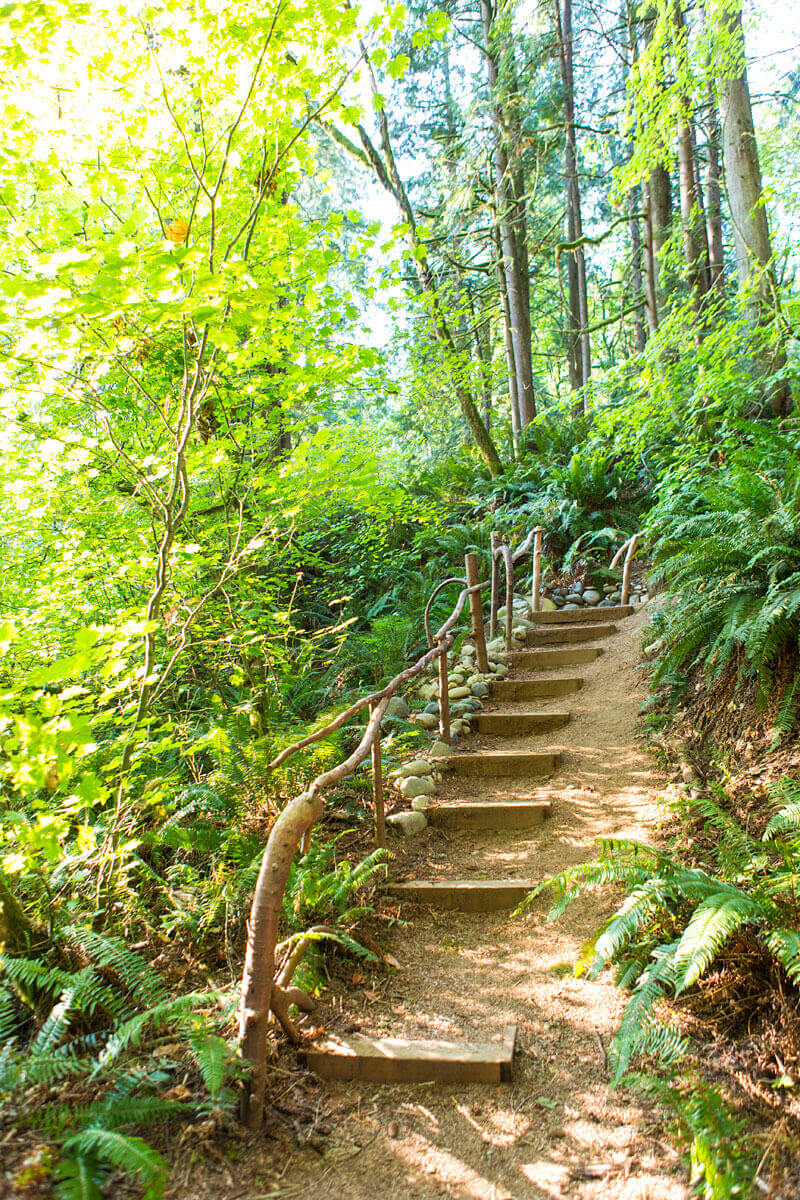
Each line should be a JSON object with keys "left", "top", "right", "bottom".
{"left": 305, "top": 601, "right": 636, "bottom": 1084}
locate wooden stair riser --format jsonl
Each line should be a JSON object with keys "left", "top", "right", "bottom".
{"left": 444, "top": 750, "right": 559, "bottom": 777}
{"left": 491, "top": 677, "right": 583, "bottom": 700}
{"left": 528, "top": 624, "right": 616, "bottom": 646}
{"left": 387, "top": 880, "right": 535, "bottom": 912}
{"left": 303, "top": 1025, "right": 517, "bottom": 1085}
{"left": 473, "top": 710, "right": 570, "bottom": 736}
{"left": 531, "top": 605, "right": 633, "bottom": 624}
{"left": 427, "top": 802, "right": 550, "bottom": 830}
{"left": 514, "top": 647, "right": 602, "bottom": 669}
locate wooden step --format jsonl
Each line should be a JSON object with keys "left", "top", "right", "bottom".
{"left": 514, "top": 646, "right": 603, "bottom": 669}
{"left": 473, "top": 710, "right": 570, "bottom": 736}
{"left": 386, "top": 879, "right": 536, "bottom": 911}
{"left": 303, "top": 1024, "right": 517, "bottom": 1084}
{"left": 491, "top": 677, "right": 583, "bottom": 699}
{"left": 528, "top": 623, "right": 616, "bottom": 645}
{"left": 443, "top": 750, "right": 559, "bottom": 776}
{"left": 427, "top": 800, "right": 551, "bottom": 830}
{"left": 532, "top": 605, "right": 633, "bottom": 624}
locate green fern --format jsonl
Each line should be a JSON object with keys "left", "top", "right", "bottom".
{"left": 525, "top": 780, "right": 800, "bottom": 1085}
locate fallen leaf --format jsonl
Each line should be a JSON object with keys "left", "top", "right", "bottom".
{"left": 383, "top": 953, "right": 401, "bottom": 970}
{"left": 351, "top": 969, "right": 367, "bottom": 986}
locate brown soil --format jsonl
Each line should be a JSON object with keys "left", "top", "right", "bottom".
{"left": 171, "top": 607, "right": 691, "bottom": 1200}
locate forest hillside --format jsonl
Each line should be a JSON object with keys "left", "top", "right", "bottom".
{"left": 1, "top": 0, "right": 799, "bottom": 1196}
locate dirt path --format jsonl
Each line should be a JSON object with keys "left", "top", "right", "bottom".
{"left": 174, "top": 608, "right": 689, "bottom": 1200}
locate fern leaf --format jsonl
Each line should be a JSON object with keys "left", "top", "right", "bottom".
{"left": 61, "top": 1130, "right": 166, "bottom": 1198}
{"left": 55, "top": 1155, "right": 104, "bottom": 1200}
{"left": 673, "top": 893, "right": 766, "bottom": 994}
{"left": 187, "top": 1029, "right": 233, "bottom": 1099}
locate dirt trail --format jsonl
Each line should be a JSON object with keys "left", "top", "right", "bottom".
{"left": 175, "top": 608, "right": 689, "bottom": 1200}
{"left": 256, "top": 606, "right": 687, "bottom": 1200}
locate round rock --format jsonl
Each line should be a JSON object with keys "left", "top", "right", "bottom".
{"left": 413, "top": 712, "right": 438, "bottom": 730}
{"left": 385, "top": 696, "right": 410, "bottom": 719}
{"left": 583, "top": 589, "right": 601, "bottom": 605}
{"left": 391, "top": 758, "right": 433, "bottom": 779}
{"left": 398, "top": 775, "right": 436, "bottom": 799}
{"left": 387, "top": 811, "right": 427, "bottom": 837}
{"left": 471, "top": 682, "right": 490, "bottom": 698}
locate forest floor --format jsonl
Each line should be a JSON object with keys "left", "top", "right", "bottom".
{"left": 172, "top": 607, "right": 692, "bottom": 1200}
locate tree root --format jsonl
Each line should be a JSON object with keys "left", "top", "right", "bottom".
{"left": 270, "top": 983, "right": 315, "bottom": 1043}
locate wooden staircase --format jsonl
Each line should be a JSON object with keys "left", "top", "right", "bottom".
{"left": 305, "top": 601, "right": 635, "bottom": 1084}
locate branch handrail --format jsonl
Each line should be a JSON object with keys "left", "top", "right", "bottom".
{"left": 239, "top": 575, "right": 491, "bottom": 1129}
{"left": 266, "top": 581, "right": 482, "bottom": 775}
{"left": 490, "top": 527, "right": 543, "bottom": 649}
{"left": 610, "top": 530, "right": 642, "bottom": 605}
{"left": 423, "top": 575, "right": 466, "bottom": 648}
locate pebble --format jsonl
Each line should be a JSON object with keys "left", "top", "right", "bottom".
{"left": 410, "top": 796, "right": 430, "bottom": 812}
{"left": 449, "top": 686, "right": 471, "bottom": 700}
{"left": 471, "top": 682, "right": 489, "bottom": 698}
{"left": 492, "top": 664, "right": 509, "bottom": 677}
{"left": 563, "top": 602, "right": 581, "bottom": 610}
{"left": 540, "top": 597, "right": 557, "bottom": 611}
{"left": 565, "top": 593, "right": 584, "bottom": 605}
{"left": 385, "top": 696, "right": 410, "bottom": 718}
{"left": 424, "top": 701, "right": 439, "bottom": 715}
{"left": 582, "top": 588, "right": 601, "bottom": 605}
{"left": 428, "top": 740, "right": 451, "bottom": 757}
{"left": 572, "top": 581, "right": 584, "bottom": 595}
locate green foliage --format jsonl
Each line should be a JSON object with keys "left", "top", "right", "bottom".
{"left": 1, "top": 933, "right": 238, "bottom": 1197}
{"left": 645, "top": 423, "right": 800, "bottom": 735}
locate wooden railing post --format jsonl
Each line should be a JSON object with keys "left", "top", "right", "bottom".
{"left": 465, "top": 552, "right": 489, "bottom": 673}
{"left": 438, "top": 643, "right": 451, "bottom": 744}
{"left": 531, "top": 526, "right": 543, "bottom": 613}
{"left": 503, "top": 544, "right": 514, "bottom": 654}
{"left": 369, "top": 701, "right": 386, "bottom": 849}
{"left": 489, "top": 531, "right": 500, "bottom": 640}
{"left": 621, "top": 533, "right": 640, "bottom": 606}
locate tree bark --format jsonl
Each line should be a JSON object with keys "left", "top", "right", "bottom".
{"left": 554, "top": 0, "right": 591, "bottom": 410}
{"left": 717, "top": 0, "right": 791, "bottom": 413}
{"left": 480, "top": 0, "right": 536, "bottom": 428}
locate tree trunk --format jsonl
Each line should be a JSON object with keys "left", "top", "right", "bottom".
{"left": 628, "top": 186, "right": 648, "bottom": 351}
{"left": 554, "top": 0, "right": 591, "bottom": 411}
{"left": 717, "top": 0, "right": 791, "bottom": 413}
{"left": 641, "top": 178, "right": 660, "bottom": 333}
{"left": 480, "top": 0, "right": 536, "bottom": 428}
{"left": 704, "top": 80, "right": 726, "bottom": 300}
{"left": 341, "top": 51, "right": 505, "bottom": 473}
{"left": 492, "top": 221, "right": 522, "bottom": 454}
{"left": 673, "top": 1, "right": 711, "bottom": 324}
